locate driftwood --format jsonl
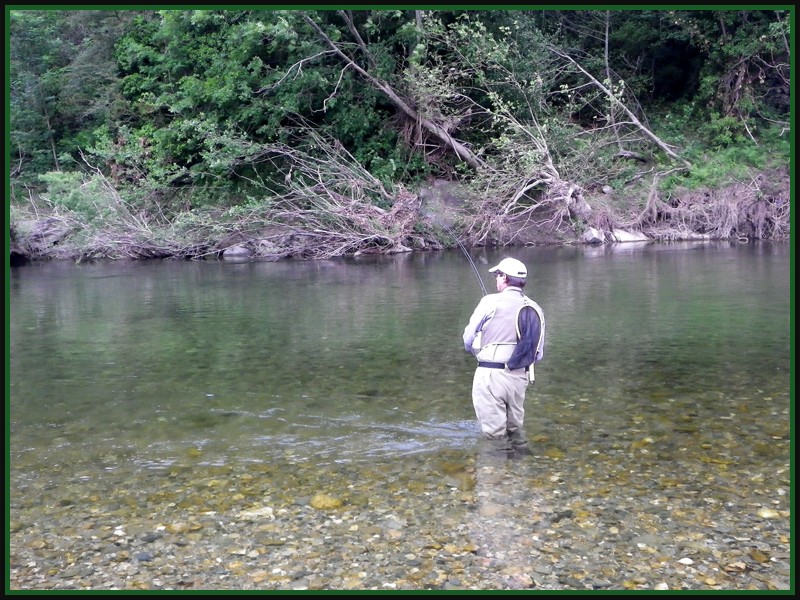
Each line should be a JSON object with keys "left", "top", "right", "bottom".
{"left": 9, "top": 133, "right": 789, "bottom": 264}
{"left": 9, "top": 170, "right": 789, "bottom": 264}
{"left": 600, "top": 168, "right": 790, "bottom": 242}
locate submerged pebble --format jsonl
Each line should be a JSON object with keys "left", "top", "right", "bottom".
{"left": 9, "top": 438, "right": 791, "bottom": 592}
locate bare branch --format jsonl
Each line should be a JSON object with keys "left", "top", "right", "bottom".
{"left": 302, "top": 12, "right": 485, "bottom": 170}
{"left": 339, "top": 10, "right": 376, "bottom": 70}
{"left": 255, "top": 50, "right": 335, "bottom": 94}
{"left": 549, "top": 45, "right": 692, "bottom": 170}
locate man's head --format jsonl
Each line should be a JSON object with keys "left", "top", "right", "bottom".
{"left": 489, "top": 257, "right": 527, "bottom": 289}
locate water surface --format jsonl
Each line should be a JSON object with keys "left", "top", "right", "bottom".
{"left": 8, "top": 241, "right": 792, "bottom": 590}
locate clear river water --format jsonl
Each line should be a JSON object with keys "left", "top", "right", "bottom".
{"left": 8, "top": 240, "right": 792, "bottom": 591}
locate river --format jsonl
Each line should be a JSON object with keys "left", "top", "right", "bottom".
{"left": 8, "top": 240, "right": 792, "bottom": 591}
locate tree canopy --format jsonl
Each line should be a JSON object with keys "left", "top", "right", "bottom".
{"left": 8, "top": 8, "right": 792, "bottom": 260}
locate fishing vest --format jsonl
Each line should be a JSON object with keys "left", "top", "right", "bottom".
{"left": 474, "top": 292, "right": 545, "bottom": 366}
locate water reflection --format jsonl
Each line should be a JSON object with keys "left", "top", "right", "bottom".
{"left": 8, "top": 242, "right": 792, "bottom": 590}
{"left": 10, "top": 242, "right": 790, "bottom": 471}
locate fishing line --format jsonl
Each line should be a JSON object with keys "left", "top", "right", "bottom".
{"left": 424, "top": 212, "right": 487, "bottom": 296}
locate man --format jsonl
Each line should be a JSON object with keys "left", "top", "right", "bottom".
{"left": 462, "top": 257, "right": 546, "bottom": 454}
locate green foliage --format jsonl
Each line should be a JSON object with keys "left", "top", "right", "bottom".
{"left": 9, "top": 11, "right": 70, "bottom": 180}
{"left": 371, "top": 151, "right": 431, "bottom": 188}
{"left": 660, "top": 130, "right": 786, "bottom": 194}
{"left": 686, "top": 151, "right": 747, "bottom": 189}
{"left": 38, "top": 171, "right": 114, "bottom": 222}
{"left": 10, "top": 8, "right": 791, "bottom": 230}
{"left": 755, "top": 126, "right": 792, "bottom": 163}
{"left": 697, "top": 112, "right": 747, "bottom": 148}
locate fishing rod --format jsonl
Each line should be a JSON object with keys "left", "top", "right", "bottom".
{"left": 424, "top": 212, "right": 488, "bottom": 296}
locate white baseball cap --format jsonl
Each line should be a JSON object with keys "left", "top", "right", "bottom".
{"left": 489, "top": 257, "right": 527, "bottom": 278}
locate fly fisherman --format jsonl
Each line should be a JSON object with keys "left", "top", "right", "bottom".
{"left": 462, "top": 257, "right": 546, "bottom": 456}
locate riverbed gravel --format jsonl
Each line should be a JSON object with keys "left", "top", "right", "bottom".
{"left": 8, "top": 435, "right": 792, "bottom": 592}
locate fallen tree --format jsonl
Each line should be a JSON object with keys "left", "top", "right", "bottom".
{"left": 302, "top": 11, "right": 486, "bottom": 171}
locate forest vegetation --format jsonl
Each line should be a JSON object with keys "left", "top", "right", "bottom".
{"left": 7, "top": 8, "right": 792, "bottom": 263}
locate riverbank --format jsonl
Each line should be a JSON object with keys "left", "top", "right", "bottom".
{"left": 8, "top": 166, "right": 790, "bottom": 266}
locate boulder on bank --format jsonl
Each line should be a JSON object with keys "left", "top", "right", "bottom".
{"left": 581, "top": 227, "right": 606, "bottom": 244}
{"left": 222, "top": 244, "right": 253, "bottom": 260}
{"left": 610, "top": 229, "right": 650, "bottom": 243}
{"left": 581, "top": 227, "right": 650, "bottom": 245}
